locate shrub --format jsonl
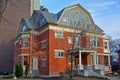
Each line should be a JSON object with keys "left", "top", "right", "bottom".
{"left": 25, "top": 63, "right": 29, "bottom": 77}
{"left": 15, "top": 64, "right": 23, "bottom": 77}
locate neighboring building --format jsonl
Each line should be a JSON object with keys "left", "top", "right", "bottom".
{"left": 14, "top": 4, "right": 111, "bottom": 76}
{"left": 0, "top": 0, "right": 40, "bottom": 73}
{"left": 116, "top": 45, "right": 120, "bottom": 66}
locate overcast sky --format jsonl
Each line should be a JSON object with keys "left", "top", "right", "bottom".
{"left": 40, "top": 0, "right": 120, "bottom": 40}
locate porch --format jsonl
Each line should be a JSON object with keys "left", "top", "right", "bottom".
{"left": 68, "top": 47, "right": 111, "bottom": 77}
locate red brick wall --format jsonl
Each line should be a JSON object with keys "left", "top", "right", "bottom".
{"left": 49, "top": 30, "right": 71, "bottom": 75}
{"left": 38, "top": 30, "right": 49, "bottom": 75}
{"left": 48, "top": 29, "right": 105, "bottom": 75}
{"left": 14, "top": 26, "right": 106, "bottom": 75}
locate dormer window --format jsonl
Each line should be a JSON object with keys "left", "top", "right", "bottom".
{"left": 40, "top": 18, "right": 45, "bottom": 25}
{"left": 22, "top": 23, "right": 27, "bottom": 32}
{"left": 86, "top": 22, "right": 91, "bottom": 29}
{"left": 41, "top": 18, "right": 45, "bottom": 23}
{"left": 62, "top": 18, "right": 67, "bottom": 25}
{"left": 70, "top": 20, "right": 81, "bottom": 27}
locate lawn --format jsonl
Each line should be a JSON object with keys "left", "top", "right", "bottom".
{"left": 72, "top": 76, "right": 107, "bottom": 80}
{"left": 62, "top": 75, "right": 108, "bottom": 80}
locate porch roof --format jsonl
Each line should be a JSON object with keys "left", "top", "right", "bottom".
{"left": 68, "top": 47, "right": 97, "bottom": 54}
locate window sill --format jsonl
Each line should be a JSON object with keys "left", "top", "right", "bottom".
{"left": 54, "top": 57, "right": 65, "bottom": 58}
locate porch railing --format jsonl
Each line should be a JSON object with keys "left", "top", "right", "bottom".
{"left": 76, "top": 65, "right": 105, "bottom": 71}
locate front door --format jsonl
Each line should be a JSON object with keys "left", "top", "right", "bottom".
{"left": 75, "top": 57, "right": 79, "bottom": 67}
{"left": 32, "top": 57, "right": 38, "bottom": 70}
{"left": 32, "top": 57, "right": 39, "bottom": 76}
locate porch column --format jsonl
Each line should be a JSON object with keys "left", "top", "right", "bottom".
{"left": 108, "top": 54, "right": 110, "bottom": 65}
{"left": 94, "top": 52, "right": 96, "bottom": 65}
{"left": 79, "top": 51, "right": 82, "bottom": 65}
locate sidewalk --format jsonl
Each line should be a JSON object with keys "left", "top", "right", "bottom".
{"left": 110, "top": 77, "right": 120, "bottom": 80}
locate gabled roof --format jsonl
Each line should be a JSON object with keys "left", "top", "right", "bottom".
{"left": 18, "top": 3, "right": 105, "bottom": 35}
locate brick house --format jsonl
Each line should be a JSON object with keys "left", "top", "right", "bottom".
{"left": 14, "top": 4, "right": 111, "bottom": 76}
{"left": 0, "top": 0, "right": 40, "bottom": 73}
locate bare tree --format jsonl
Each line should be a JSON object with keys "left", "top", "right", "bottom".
{"left": 0, "top": 0, "right": 8, "bottom": 22}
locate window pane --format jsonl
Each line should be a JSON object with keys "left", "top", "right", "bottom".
{"left": 96, "top": 55, "right": 100, "bottom": 65}
{"left": 86, "top": 23, "right": 91, "bottom": 29}
{"left": 42, "top": 40, "right": 47, "bottom": 48}
{"left": 24, "top": 56, "right": 28, "bottom": 65}
{"left": 91, "top": 55, "right": 94, "bottom": 65}
{"left": 75, "top": 36, "right": 80, "bottom": 47}
{"left": 68, "top": 37, "right": 73, "bottom": 44}
{"left": 55, "top": 32, "right": 64, "bottom": 38}
{"left": 104, "top": 56, "right": 108, "bottom": 65}
{"left": 55, "top": 50, "right": 64, "bottom": 58}
{"left": 77, "top": 21, "right": 81, "bottom": 27}
{"left": 41, "top": 59, "right": 47, "bottom": 67}
{"left": 62, "top": 18, "right": 67, "bottom": 25}
{"left": 96, "top": 37, "right": 100, "bottom": 47}
{"left": 93, "top": 37, "right": 96, "bottom": 46}
{"left": 24, "top": 38, "right": 28, "bottom": 47}
{"left": 104, "top": 42, "right": 108, "bottom": 49}
{"left": 90, "top": 37, "right": 94, "bottom": 46}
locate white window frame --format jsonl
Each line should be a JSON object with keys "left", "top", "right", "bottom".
{"left": 54, "top": 31, "right": 64, "bottom": 38}
{"left": 90, "top": 36, "right": 100, "bottom": 47}
{"left": 96, "top": 54, "right": 101, "bottom": 65}
{"left": 41, "top": 58, "right": 47, "bottom": 67}
{"left": 104, "top": 42, "right": 108, "bottom": 49}
{"left": 86, "top": 22, "right": 91, "bottom": 29}
{"left": 62, "top": 17, "right": 68, "bottom": 25}
{"left": 68, "top": 37, "right": 73, "bottom": 44}
{"left": 41, "top": 39, "right": 47, "bottom": 49}
{"left": 24, "top": 38, "right": 28, "bottom": 48}
{"left": 74, "top": 36, "right": 80, "bottom": 47}
{"left": 91, "top": 55, "right": 94, "bottom": 65}
{"left": 54, "top": 50, "right": 65, "bottom": 58}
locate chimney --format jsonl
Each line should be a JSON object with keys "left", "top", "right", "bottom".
{"left": 42, "top": 8, "right": 49, "bottom": 12}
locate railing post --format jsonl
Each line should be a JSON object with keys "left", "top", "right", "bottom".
{"left": 79, "top": 51, "right": 81, "bottom": 65}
